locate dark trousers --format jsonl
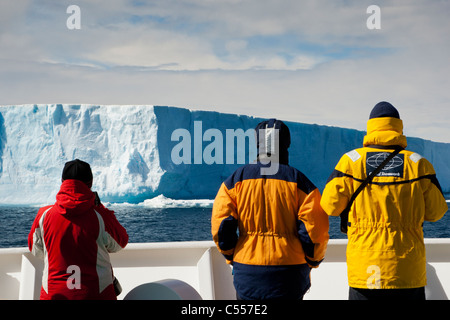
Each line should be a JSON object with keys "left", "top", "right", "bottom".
{"left": 236, "top": 292, "right": 304, "bottom": 300}
{"left": 349, "top": 287, "right": 426, "bottom": 300}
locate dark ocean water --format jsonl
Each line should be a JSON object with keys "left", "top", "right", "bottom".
{"left": 0, "top": 203, "right": 449, "bottom": 248}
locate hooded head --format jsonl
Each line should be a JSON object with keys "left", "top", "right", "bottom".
{"left": 61, "top": 159, "right": 93, "bottom": 188}
{"left": 363, "top": 101, "right": 407, "bottom": 148}
{"left": 255, "top": 119, "right": 290, "bottom": 165}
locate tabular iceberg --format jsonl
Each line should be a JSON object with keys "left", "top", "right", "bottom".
{"left": 0, "top": 104, "right": 448, "bottom": 204}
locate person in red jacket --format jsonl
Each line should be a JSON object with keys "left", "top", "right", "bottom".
{"left": 28, "top": 159, "right": 128, "bottom": 300}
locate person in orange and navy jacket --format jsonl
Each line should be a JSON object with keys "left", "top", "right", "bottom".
{"left": 28, "top": 159, "right": 128, "bottom": 300}
{"left": 211, "top": 119, "right": 329, "bottom": 300}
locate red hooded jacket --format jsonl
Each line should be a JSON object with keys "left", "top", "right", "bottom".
{"left": 28, "top": 179, "right": 128, "bottom": 300}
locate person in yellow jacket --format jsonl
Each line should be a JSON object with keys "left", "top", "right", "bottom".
{"left": 211, "top": 119, "right": 329, "bottom": 300}
{"left": 321, "top": 102, "right": 448, "bottom": 300}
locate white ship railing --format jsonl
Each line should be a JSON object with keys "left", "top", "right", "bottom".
{"left": 1, "top": 239, "right": 449, "bottom": 300}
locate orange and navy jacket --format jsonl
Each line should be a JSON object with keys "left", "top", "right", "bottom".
{"left": 28, "top": 179, "right": 128, "bottom": 300}
{"left": 211, "top": 161, "right": 329, "bottom": 298}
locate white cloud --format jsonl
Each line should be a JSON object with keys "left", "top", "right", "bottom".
{"left": 0, "top": 0, "right": 449, "bottom": 142}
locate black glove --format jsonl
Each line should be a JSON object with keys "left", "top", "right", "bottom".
{"left": 93, "top": 191, "right": 101, "bottom": 206}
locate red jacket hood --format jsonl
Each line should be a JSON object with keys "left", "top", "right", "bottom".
{"left": 54, "top": 179, "right": 95, "bottom": 215}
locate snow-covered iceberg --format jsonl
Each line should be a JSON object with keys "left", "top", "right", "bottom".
{"left": 0, "top": 104, "right": 448, "bottom": 204}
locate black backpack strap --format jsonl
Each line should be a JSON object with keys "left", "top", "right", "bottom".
{"left": 340, "top": 146, "right": 403, "bottom": 234}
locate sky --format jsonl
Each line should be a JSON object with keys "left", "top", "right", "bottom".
{"left": 0, "top": 0, "right": 449, "bottom": 142}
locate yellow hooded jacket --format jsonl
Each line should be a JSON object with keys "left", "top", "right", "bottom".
{"left": 321, "top": 117, "right": 448, "bottom": 289}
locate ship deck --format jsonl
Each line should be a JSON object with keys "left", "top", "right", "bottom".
{"left": 1, "top": 239, "right": 449, "bottom": 300}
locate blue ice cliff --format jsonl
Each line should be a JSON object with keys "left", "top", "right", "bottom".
{"left": 0, "top": 104, "right": 448, "bottom": 204}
